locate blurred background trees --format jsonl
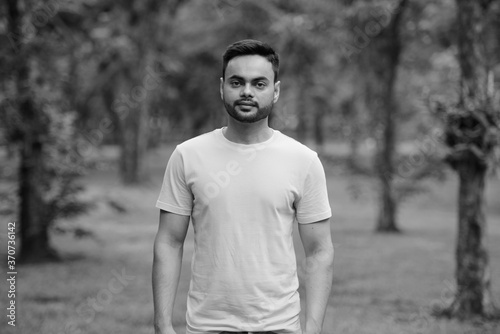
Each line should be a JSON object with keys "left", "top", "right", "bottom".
{"left": 3, "top": 0, "right": 90, "bottom": 262}
{"left": 0, "top": 0, "right": 499, "bottom": 319}
{"left": 343, "top": 0, "right": 410, "bottom": 232}
{"left": 433, "top": 0, "right": 500, "bottom": 318}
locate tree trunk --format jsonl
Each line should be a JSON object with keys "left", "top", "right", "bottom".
{"left": 7, "top": 0, "right": 56, "bottom": 262}
{"left": 375, "top": 79, "right": 398, "bottom": 232}
{"left": 342, "top": 97, "right": 363, "bottom": 171}
{"left": 19, "top": 138, "right": 54, "bottom": 262}
{"left": 104, "top": 71, "right": 149, "bottom": 185}
{"left": 120, "top": 102, "right": 149, "bottom": 184}
{"left": 344, "top": 0, "right": 407, "bottom": 231}
{"left": 366, "top": 0, "right": 407, "bottom": 232}
{"left": 439, "top": 0, "right": 499, "bottom": 318}
{"left": 452, "top": 159, "right": 490, "bottom": 315}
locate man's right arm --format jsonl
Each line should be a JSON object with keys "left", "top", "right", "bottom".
{"left": 152, "top": 210, "right": 190, "bottom": 334}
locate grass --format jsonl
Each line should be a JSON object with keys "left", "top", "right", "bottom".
{"left": 1, "top": 144, "right": 500, "bottom": 334}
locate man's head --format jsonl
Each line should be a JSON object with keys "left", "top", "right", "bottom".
{"left": 222, "top": 39, "right": 280, "bottom": 83}
{"left": 220, "top": 40, "right": 280, "bottom": 124}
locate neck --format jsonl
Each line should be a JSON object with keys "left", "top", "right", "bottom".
{"left": 223, "top": 117, "right": 273, "bottom": 144}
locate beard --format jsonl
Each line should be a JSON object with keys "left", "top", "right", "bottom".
{"left": 223, "top": 98, "right": 274, "bottom": 123}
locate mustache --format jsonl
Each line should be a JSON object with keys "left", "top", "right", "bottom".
{"left": 235, "top": 99, "right": 258, "bottom": 107}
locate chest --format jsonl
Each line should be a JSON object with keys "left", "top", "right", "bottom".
{"left": 186, "top": 151, "right": 301, "bottom": 210}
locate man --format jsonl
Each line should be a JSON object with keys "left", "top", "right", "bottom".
{"left": 153, "top": 39, "right": 334, "bottom": 334}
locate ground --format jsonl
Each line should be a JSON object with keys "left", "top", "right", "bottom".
{"left": 1, "top": 144, "right": 499, "bottom": 334}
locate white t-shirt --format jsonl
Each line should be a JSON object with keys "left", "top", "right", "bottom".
{"left": 156, "top": 128, "right": 331, "bottom": 334}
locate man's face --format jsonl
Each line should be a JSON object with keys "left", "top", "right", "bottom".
{"left": 220, "top": 55, "right": 280, "bottom": 124}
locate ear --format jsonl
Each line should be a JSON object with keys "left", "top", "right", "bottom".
{"left": 273, "top": 81, "right": 280, "bottom": 103}
{"left": 220, "top": 77, "right": 224, "bottom": 101}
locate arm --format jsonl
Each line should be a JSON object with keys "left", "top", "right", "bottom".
{"left": 298, "top": 219, "right": 334, "bottom": 334}
{"left": 152, "top": 210, "right": 190, "bottom": 334}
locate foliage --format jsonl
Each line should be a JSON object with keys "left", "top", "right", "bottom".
{"left": 43, "top": 108, "right": 92, "bottom": 222}
{"left": 1, "top": 0, "right": 499, "bottom": 258}
{"left": 0, "top": 0, "right": 93, "bottom": 248}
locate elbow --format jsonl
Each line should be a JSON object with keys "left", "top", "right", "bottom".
{"left": 304, "top": 244, "right": 334, "bottom": 275}
{"left": 310, "top": 240, "right": 334, "bottom": 262}
{"left": 153, "top": 235, "right": 183, "bottom": 265}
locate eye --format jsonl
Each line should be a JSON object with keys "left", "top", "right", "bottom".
{"left": 230, "top": 81, "right": 241, "bottom": 87}
{"left": 255, "top": 81, "right": 267, "bottom": 89}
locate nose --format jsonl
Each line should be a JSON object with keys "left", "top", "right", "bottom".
{"left": 240, "top": 83, "right": 254, "bottom": 97}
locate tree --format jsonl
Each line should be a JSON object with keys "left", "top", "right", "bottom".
{"left": 85, "top": 0, "right": 187, "bottom": 184}
{"left": 435, "top": 0, "right": 500, "bottom": 318}
{"left": 115, "top": 0, "right": 187, "bottom": 184}
{"left": 372, "top": 0, "right": 408, "bottom": 233}
{"left": 166, "top": 0, "right": 344, "bottom": 143}
{"left": 3, "top": 0, "right": 89, "bottom": 262}
{"left": 5, "top": 0, "right": 53, "bottom": 262}
{"left": 346, "top": 0, "right": 408, "bottom": 232}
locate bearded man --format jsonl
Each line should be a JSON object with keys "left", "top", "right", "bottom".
{"left": 153, "top": 39, "right": 334, "bottom": 334}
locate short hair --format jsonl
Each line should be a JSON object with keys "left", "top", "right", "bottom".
{"left": 222, "top": 39, "right": 280, "bottom": 83}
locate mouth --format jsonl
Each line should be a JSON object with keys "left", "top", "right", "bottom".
{"left": 236, "top": 100, "right": 257, "bottom": 107}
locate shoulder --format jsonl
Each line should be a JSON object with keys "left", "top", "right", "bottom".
{"left": 274, "top": 131, "right": 318, "bottom": 161}
{"left": 175, "top": 129, "right": 219, "bottom": 153}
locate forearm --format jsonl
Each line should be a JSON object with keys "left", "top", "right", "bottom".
{"left": 152, "top": 239, "right": 184, "bottom": 333}
{"left": 303, "top": 247, "right": 334, "bottom": 334}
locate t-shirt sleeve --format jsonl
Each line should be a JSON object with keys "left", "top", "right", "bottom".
{"left": 156, "top": 147, "right": 193, "bottom": 216}
{"left": 295, "top": 154, "right": 332, "bottom": 224}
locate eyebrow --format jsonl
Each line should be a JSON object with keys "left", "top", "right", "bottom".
{"left": 227, "top": 75, "right": 270, "bottom": 82}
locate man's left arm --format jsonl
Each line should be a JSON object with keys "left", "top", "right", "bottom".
{"left": 298, "top": 218, "right": 334, "bottom": 334}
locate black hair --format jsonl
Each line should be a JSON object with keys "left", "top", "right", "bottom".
{"left": 222, "top": 39, "right": 279, "bottom": 83}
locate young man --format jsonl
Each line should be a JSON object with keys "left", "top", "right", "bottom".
{"left": 153, "top": 40, "right": 334, "bottom": 334}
